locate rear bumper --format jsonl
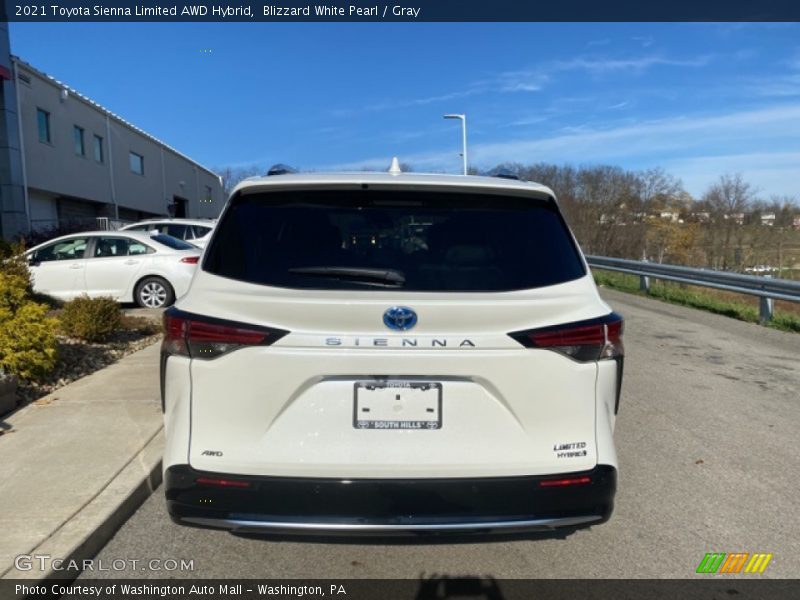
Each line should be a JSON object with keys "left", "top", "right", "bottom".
{"left": 165, "top": 464, "right": 616, "bottom": 534}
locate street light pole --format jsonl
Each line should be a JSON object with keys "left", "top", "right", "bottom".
{"left": 443, "top": 113, "right": 467, "bottom": 175}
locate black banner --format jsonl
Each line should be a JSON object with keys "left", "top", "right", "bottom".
{"left": 3, "top": 0, "right": 800, "bottom": 22}
{"left": 3, "top": 579, "right": 800, "bottom": 600}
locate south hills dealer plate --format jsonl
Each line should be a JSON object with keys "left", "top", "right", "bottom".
{"left": 354, "top": 381, "right": 442, "bottom": 430}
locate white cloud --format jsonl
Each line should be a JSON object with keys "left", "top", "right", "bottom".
{"left": 739, "top": 72, "right": 800, "bottom": 98}
{"left": 502, "top": 114, "right": 552, "bottom": 128}
{"left": 320, "top": 104, "right": 800, "bottom": 197}
{"left": 661, "top": 152, "right": 800, "bottom": 197}
{"left": 329, "top": 52, "right": 711, "bottom": 117}
{"left": 471, "top": 104, "right": 800, "bottom": 165}
{"left": 332, "top": 87, "right": 485, "bottom": 116}
{"left": 491, "top": 53, "right": 712, "bottom": 96}
{"left": 550, "top": 54, "right": 713, "bottom": 74}
{"left": 503, "top": 82, "right": 544, "bottom": 92}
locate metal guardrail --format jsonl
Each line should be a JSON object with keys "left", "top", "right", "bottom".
{"left": 586, "top": 255, "right": 800, "bottom": 323}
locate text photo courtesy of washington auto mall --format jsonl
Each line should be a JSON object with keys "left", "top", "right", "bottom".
{"left": 1, "top": 2, "right": 799, "bottom": 599}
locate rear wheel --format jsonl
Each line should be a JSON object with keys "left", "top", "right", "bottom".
{"left": 135, "top": 276, "right": 174, "bottom": 308}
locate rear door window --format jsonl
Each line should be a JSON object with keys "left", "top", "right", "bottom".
{"left": 128, "top": 240, "right": 153, "bottom": 255}
{"left": 204, "top": 190, "right": 585, "bottom": 292}
{"left": 92, "top": 237, "right": 133, "bottom": 258}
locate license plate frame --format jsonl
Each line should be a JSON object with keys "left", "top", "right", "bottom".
{"left": 353, "top": 381, "right": 443, "bottom": 430}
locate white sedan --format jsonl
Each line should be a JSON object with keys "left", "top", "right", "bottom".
{"left": 120, "top": 218, "right": 215, "bottom": 249}
{"left": 25, "top": 231, "right": 201, "bottom": 308}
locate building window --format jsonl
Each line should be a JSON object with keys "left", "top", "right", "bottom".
{"left": 37, "top": 108, "right": 51, "bottom": 143}
{"left": 129, "top": 152, "right": 144, "bottom": 175}
{"left": 74, "top": 126, "right": 85, "bottom": 156}
{"left": 93, "top": 135, "right": 104, "bottom": 163}
{"left": 204, "top": 185, "right": 212, "bottom": 202}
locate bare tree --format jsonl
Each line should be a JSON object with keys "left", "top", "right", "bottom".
{"left": 633, "top": 168, "right": 684, "bottom": 259}
{"left": 477, "top": 163, "right": 796, "bottom": 273}
{"left": 700, "top": 173, "right": 757, "bottom": 270}
{"left": 766, "top": 196, "right": 797, "bottom": 275}
{"left": 215, "top": 165, "right": 264, "bottom": 195}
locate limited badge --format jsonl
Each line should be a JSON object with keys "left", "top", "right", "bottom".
{"left": 553, "top": 442, "right": 588, "bottom": 458}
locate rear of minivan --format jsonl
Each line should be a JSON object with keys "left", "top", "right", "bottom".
{"left": 162, "top": 173, "right": 623, "bottom": 534}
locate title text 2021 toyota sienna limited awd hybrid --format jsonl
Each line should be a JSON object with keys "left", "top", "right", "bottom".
{"left": 161, "top": 163, "right": 624, "bottom": 534}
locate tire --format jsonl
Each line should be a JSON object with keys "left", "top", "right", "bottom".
{"left": 135, "top": 276, "right": 175, "bottom": 308}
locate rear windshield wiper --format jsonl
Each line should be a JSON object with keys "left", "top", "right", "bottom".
{"left": 288, "top": 267, "right": 405, "bottom": 287}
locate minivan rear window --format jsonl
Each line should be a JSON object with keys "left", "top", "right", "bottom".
{"left": 203, "top": 190, "right": 585, "bottom": 292}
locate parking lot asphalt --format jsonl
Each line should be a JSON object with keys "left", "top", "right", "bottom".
{"left": 82, "top": 289, "right": 800, "bottom": 579}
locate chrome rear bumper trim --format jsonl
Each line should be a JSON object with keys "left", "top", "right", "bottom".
{"left": 183, "top": 515, "right": 602, "bottom": 533}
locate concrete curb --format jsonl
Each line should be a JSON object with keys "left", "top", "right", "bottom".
{"left": 3, "top": 429, "right": 164, "bottom": 581}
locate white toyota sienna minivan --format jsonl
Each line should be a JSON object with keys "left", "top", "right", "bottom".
{"left": 161, "top": 165, "right": 624, "bottom": 534}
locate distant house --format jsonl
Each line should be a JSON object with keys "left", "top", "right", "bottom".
{"left": 725, "top": 212, "right": 745, "bottom": 225}
{"left": 760, "top": 213, "right": 776, "bottom": 226}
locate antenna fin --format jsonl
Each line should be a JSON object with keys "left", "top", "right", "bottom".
{"left": 388, "top": 157, "right": 402, "bottom": 175}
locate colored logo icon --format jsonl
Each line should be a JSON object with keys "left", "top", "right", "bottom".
{"left": 696, "top": 553, "right": 773, "bottom": 574}
{"left": 383, "top": 306, "right": 418, "bottom": 331}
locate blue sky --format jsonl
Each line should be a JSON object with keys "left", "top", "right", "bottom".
{"left": 9, "top": 22, "right": 800, "bottom": 198}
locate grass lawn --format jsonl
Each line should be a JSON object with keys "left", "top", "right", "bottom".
{"left": 592, "top": 269, "right": 800, "bottom": 334}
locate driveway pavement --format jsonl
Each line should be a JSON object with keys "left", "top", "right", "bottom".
{"left": 0, "top": 342, "right": 163, "bottom": 579}
{"left": 78, "top": 289, "right": 800, "bottom": 579}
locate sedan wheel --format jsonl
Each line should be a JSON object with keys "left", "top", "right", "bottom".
{"left": 135, "top": 277, "right": 174, "bottom": 308}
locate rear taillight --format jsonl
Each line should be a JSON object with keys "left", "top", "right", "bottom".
{"left": 180, "top": 256, "right": 200, "bottom": 264}
{"left": 539, "top": 476, "right": 591, "bottom": 488}
{"left": 195, "top": 476, "right": 251, "bottom": 489}
{"left": 162, "top": 308, "right": 288, "bottom": 360}
{"left": 602, "top": 317, "right": 624, "bottom": 360}
{"left": 509, "top": 312, "right": 624, "bottom": 362}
